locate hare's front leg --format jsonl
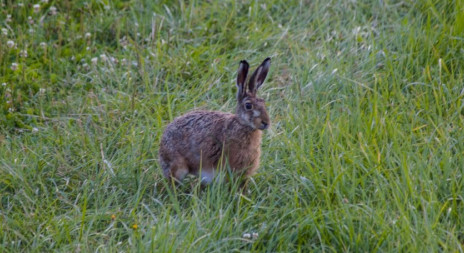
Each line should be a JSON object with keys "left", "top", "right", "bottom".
{"left": 193, "top": 168, "right": 215, "bottom": 185}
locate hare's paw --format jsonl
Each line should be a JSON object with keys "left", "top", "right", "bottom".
{"left": 199, "top": 169, "right": 215, "bottom": 185}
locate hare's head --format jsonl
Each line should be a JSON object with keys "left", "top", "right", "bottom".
{"left": 235, "top": 58, "right": 271, "bottom": 130}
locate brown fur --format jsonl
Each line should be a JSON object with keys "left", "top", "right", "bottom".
{"left": 159, "top": 58, "right": 271, "bottom": 184}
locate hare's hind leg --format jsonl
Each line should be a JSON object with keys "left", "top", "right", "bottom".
{"left": 161, "top": 156, "right": 189, "bottom": 184}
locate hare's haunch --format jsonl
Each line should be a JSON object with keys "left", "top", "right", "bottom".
{"left": 159, "top": 58, "right": 271, "bottom": 184}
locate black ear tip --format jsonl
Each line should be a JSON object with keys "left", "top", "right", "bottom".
{"left": 239, "top": 60, "right": 249, "bottom": 66}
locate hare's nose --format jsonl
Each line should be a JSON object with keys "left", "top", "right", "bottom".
{"left": 260, "top": 121, "right": 269, "bottom": 130}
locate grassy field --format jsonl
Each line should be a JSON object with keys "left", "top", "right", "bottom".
{"left": 1, "top": 0, "right": 464, "bottom": 251}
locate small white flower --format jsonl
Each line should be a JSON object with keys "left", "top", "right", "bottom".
{"left": 121, "top": 58, "right": 127, "bottom": 65}
{"left": 18, "top": 3, "right": 24, "bottom": 7}
{"left": 39, "top": 88, "right": 46, "bottom": 94}
{"left": 7, "top": 40, "right": 15, "bottom": 48}
{"left": 85, "top": 32, "right": 91, "bottom": 39}
{"left": 49, "top": 6, "right": 57, "bottom": 15}
{"left": 1, "top": 83, "right": 6, "bottom": 86}
{"left": 91, "top": 57, "right": 98, "bottom": 65}
{"left": 28, "top": 28, "right": 34, "bottom": 34}
{"left": 104, "top": 5, "right": 110, "bottom": 10}
{"left": 110, "top": 57, "right": 118, "bottom": 64}
{"left": 28, "top": 16, "right": 34, "bottom": 25}
{"left": 20, "top": 50, "right": 28, "bottom": 58}
{"left": 100, "top": 54, "right": 108, "bottom": 62}
{"left": 40, "top": 42, "right": 47, "bottom": 49}
{"left": 33, "top": 4, "right": 40, "bottom": 13}
{"left": 86, "top": 46, "right": 90, "bottom": 51}
{"left": 119, "top": 36, "right": 127, "bottom": 45}
{"left": 2, "top": 28, "right": 7, "bottom": 36}
{"left": 6, "top": 15, "right": 12, "bottom": 22}
{"left": 11, "top": 62, "right": 18, "bottom": 71}
{"left": 242, "top": 232, "right": 259, "bottom": 240}
{"left": 331, "top": 68, "right": 338, "bottom": 75}
{"left": 41, "top": 0, "right": 49, "bottom": 3}
{"left": 32, "top": 127, "right": 39, "bottom": 133}
{"left": 131, "top": 61, "right": 138, "bottom": 67}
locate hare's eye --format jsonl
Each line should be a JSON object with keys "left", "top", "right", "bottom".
{"left": 245, "top": 102, "right": 253, "bottom": 110}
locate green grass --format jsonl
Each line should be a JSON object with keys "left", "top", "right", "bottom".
{"left": 1, "top": 0, "right": 464, "bottom": 251}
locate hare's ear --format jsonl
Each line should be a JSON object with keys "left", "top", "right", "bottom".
{"left": 248, "top": 57, "right": 271, "bottom": 94}
{"left": 236, "top": 60, "right": 249, "bottom": 100}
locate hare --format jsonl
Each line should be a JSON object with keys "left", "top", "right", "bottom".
{"left": 159, "top": 58, "right": 271, "bottom": 185}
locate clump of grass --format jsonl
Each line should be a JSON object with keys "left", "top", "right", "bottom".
{"left": 1, "top": 0, "right": 463, "bottom": 252}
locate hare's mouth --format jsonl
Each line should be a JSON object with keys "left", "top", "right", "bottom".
{"left": 258, "top": 121, "right": 269, "bottom": 130}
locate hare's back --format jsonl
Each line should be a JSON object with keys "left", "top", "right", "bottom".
{"left": 161, "top": 110, "right": 232, "bottom": 146}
